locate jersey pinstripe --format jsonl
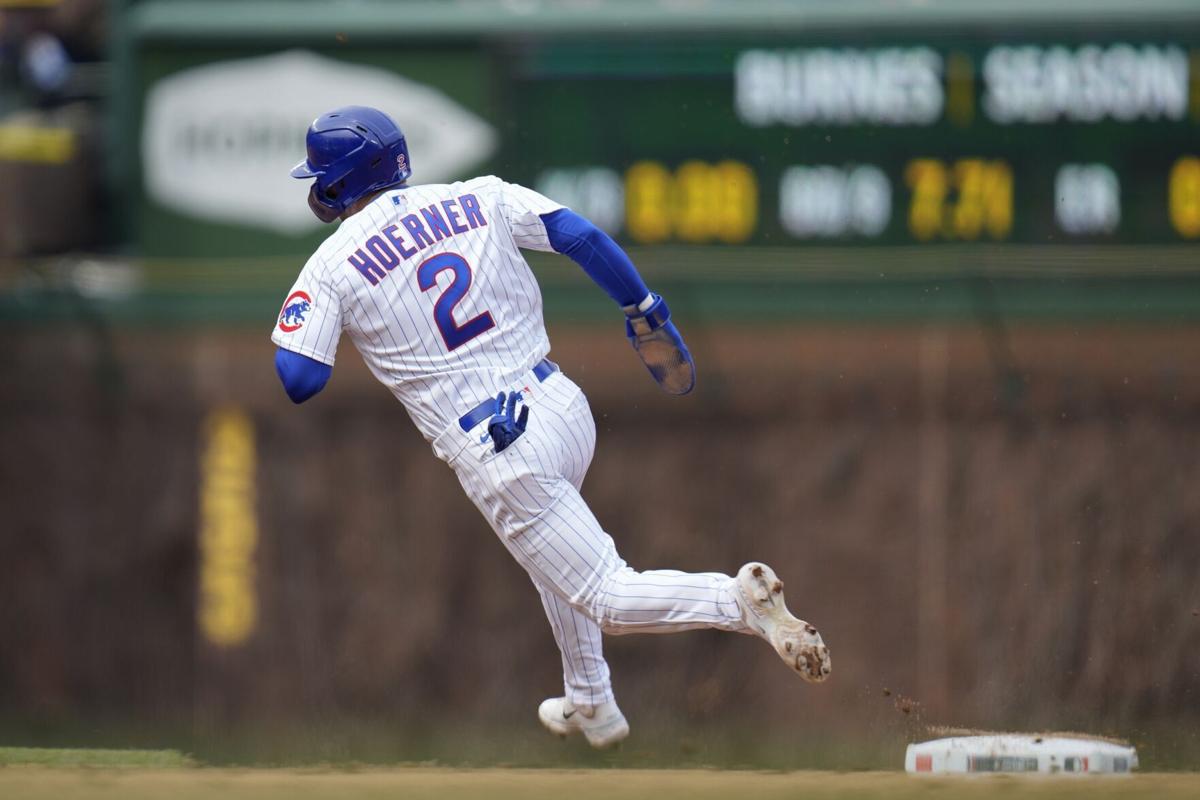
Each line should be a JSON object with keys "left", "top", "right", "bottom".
{"left": 272, "top": 176, "right": 563, "bottom": 440}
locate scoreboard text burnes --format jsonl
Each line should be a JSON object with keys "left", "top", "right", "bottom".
{"left": 520, "top": 39, "right": 1200, "bottom": 246}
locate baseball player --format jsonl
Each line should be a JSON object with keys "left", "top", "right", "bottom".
{"left": 273, "top": 106, "right": 831, "bottom": 748}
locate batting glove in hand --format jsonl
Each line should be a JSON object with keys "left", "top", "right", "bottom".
{"left": 624, "top": 293, "right": 696, "bottom": 395}
{"left": 487, "top": 391, "right": 529, "bottom": 453}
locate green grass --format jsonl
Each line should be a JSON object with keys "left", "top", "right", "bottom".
{"left": 0, "top": 765, "right": 1198, "bottom": 800}
{"left": 0, "top": 747, "right": 192, "bottom": 768}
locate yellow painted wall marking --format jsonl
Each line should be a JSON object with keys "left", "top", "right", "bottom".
{"left": 0, "top": 126, "right": 76, "bottom": 164}
{"left": 198, "top": 408, "right": 258, "bottom": 647}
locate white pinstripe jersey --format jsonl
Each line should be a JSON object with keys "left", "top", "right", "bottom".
{"left": 271, "top": 176, "right": 564, "bottom": 440}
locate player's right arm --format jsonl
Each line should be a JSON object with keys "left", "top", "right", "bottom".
{"left": 271, "top": 260, "right": 344, "bottom": 403}
{"left": 487, "top": 177, "right": 696, "bottom": 395}
{"left": 543, "top": 209, "right": 695, "bottom": 395}
{"left": 540, "top": 208, "right": 652, "bottom": 309}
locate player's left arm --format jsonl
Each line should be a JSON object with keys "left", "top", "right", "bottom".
{"left": 271, "top": 261, "right": 343, "bottom": 403}
{"left": 275, "top": 349, "right": 332, "bottom": 403}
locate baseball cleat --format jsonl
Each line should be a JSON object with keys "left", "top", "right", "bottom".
{"left": 735, "top": 562, "right": 832, "bottom": 683}
{"left": 537, "top": 696, "right": 630, "bottom": 749}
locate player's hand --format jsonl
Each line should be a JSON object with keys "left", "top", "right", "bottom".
{"left": 624, "top": 293, "right": 696, "bottom": 395}
{"left": 487, "top": 391, "right": 529, "bottom": 453}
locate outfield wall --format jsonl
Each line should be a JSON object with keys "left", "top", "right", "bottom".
{"left": 2, "top": 323, "right": 1196, "bottom": 760}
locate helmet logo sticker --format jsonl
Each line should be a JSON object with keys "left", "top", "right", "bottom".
{"left": 278, "top": 291, "right": 312, "bottom": 332}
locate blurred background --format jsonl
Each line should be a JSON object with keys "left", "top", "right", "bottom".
{"left": 1, "top": 0, "right": 1198, "bottom": 769}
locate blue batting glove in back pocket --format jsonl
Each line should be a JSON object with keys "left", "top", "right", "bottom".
{"left": 487, "top": 391, "right": 530, "bottom": 453}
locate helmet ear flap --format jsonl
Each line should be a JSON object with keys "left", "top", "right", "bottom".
{"left": 322, "top": 179, "right": 343, "bottom": 201}
{"left": 307, "top": 183, "right": 343, "bottom": 223}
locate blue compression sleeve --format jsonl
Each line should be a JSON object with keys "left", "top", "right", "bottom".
{"left": 274, "top": 347, "right": 332, "bottom": 404}
{"left": 541, "top": 208, "right": 650, "bottom": 307}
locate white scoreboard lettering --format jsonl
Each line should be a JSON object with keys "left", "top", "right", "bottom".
{"left": 735, "top": 48, "right": 944, "bottom": 127}
{"left": 983, "top": 44, "right": 1188, "bottom": 124}
{"left": 535, "top": 167, "right": 625, "bottom": 234}
{"left": 1055, "top": 164, "right": 1121, "bottom": 235}
{"left": 780, "top": 165, "right": 892, "bottom": 238}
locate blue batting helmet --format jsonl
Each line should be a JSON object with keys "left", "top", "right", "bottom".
{"left": 290, "top": 106, "right": 412, "bottom": 223}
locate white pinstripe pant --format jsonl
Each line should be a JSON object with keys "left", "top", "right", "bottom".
{"left": 433, "top": 369, "right": 749, "bottom": 708}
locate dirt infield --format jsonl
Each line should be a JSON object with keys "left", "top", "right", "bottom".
{"left": 1, "top": 767, "right": 1198, "bottom": 800}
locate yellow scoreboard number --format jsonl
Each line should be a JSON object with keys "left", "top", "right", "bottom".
{"left": 905, "top": 158, "right": 1013, "bottom": 241}
{"left": 626, "top": 160, "right": 758, "bottom": 244}
{"left": 1169, "top": 156, "right": 1200, "bottom": 238}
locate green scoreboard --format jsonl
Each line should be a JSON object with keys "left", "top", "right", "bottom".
{"left": 110, "top": 1, "right": 1200, "bottom": 323}
{"left": 506, "top": 35, "right": 1200, "bottom": 246}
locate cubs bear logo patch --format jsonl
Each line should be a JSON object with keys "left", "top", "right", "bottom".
{"left": 278, "top": 290, "right": 312, "bottom": 332}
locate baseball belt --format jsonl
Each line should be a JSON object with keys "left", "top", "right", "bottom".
{"left": 457, "top": 358, "right": 558, "bottom": 433}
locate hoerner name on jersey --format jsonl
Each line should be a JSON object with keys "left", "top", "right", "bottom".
{"left": 348, "top": 192, "right": 487, "bottom": 287}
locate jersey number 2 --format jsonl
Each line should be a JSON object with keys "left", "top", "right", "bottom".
{"left": 417, "top": 252, "right": 496, "bottom": 351}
